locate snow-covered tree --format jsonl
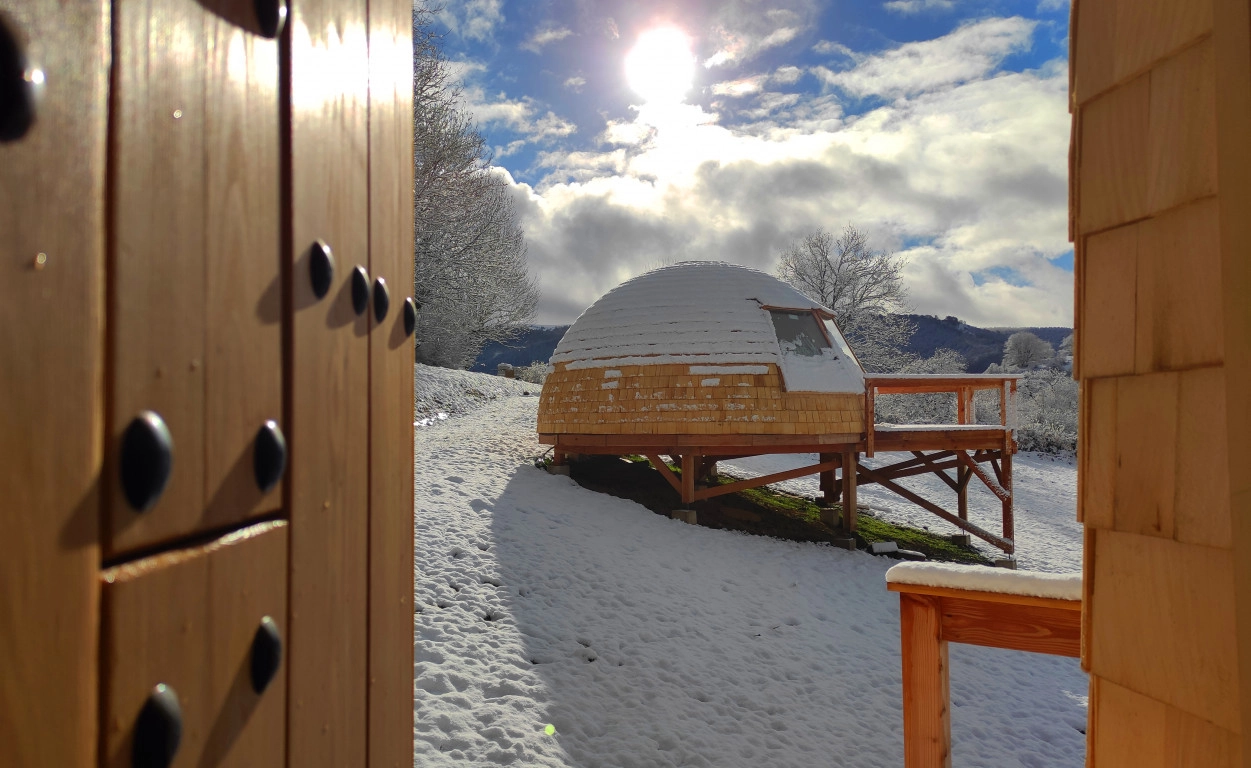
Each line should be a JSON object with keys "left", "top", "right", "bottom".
{"left": 874, "top": 348, "right": 967, "bottom": 424}
{"left": 1002, "top": 331, "right": 1054, "bottom": 369}
{"left": 413, "top": 5, "right": 540, "bottom": 369}
{"left": 776, "top": 225, "right": 915, "bottom": 373}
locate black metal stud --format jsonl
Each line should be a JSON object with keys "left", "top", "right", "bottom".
{"left": 0, "top": 15, "right": 40, "bottom": 143}
{"left": 372, "top": 277, "right": 390, "bottom": 323}
{"left": 133, "top": 684, "right": 182, "bottom": 768}
{"left": 253, "top": 420, "right": 286, "bottom": 493}
{"left": 253, "top": 0, "right": 288, "bottom": 38}
{"left": 351, "top": 266, "right": 369, "bottom": 316}
{"left": 403, "top": 297, "right": 417, "bottom": 338}
{"left": 120, "top": 411, "right": 174, "bottom": 513}
{"left": 309, "top": 240, "right": 334, "bottom": 300}
{"left": 250, "top": 616, "right": 283, "bottom": 694}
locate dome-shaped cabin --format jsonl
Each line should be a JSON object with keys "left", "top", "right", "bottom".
{"left": 538, "top": 262, "right": 866, "bottom": 439}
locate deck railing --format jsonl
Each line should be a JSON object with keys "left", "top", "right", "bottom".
{"left": 863, "top": 374, "right": 1020, "bottom": 457}
{"left": 886, "top": 564, "right": 1082, "bottom": 767}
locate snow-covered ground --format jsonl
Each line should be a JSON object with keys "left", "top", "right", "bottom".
{"left": 414, "top": 366, "right": 1088, "bottom": 767}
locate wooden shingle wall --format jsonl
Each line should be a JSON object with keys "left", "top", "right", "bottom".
{"left": 537, "top": 362, "right": 866, "bottom": 436}
{"left": 1074, "top": 0, "right": 1251, "bottom": 763}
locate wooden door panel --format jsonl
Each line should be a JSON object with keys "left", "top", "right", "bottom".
{"left": 286, "top": 0, "right": 371, "bottom": 765}
{"left": 203, "top": 12, "right": 283, "bottom": 525}
{"left": 366, "top": 0, "right": 415, "bottom": 762}
{"left": 110, "top": 0, "right": 282, "bottom": 556}
{"left": 101, "top": 520, "right": 289, "bottom": 768}
{"left": 0, "top": 3, "right": 108, "bottom": 765}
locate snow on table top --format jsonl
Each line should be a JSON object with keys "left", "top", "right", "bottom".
{"left": 552, "top": 262, "right": 864, "bottom": 394}
{"left": 874, "top": 423, "right": 1009, "bottom": 432}
{"left": 886, "top": 562, "right": 1082, "bottom": 601}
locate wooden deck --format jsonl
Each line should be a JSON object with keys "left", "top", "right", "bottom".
{"left": 539, "top": 374, "right": 1023, "bottom": 553}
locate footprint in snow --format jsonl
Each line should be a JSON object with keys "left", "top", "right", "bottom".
{"left": 446, "top": 476, "right": 464, "bottom": 484}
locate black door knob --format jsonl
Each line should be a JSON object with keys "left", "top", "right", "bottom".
{"left": 0, "top": 14, "right": 40, "bottom": 143}
{"left": 250, "top": 616, "right": 283, "bottom": 694}
{"left": 372, "top": 277, "right": 390, "bottom": 323}
{"left": 133, "top": 684, "right": 182, "bottom": 768}
{"left": 403, "top": 297, "right": 417, "bottom": 338}
{"left": 253, "top": 420, "right": 286, "bottom": 493}
{"left": 351, "top": 266, "right": 369, "bottom": 316}
{"left": 253, "top": 0, "right": 287, "bottom": 38}
{"left": 308, "top": 240, "right": 334, "bottom": 300}
{"left": 120, "top": 411, "right": 174, "bottom": 512}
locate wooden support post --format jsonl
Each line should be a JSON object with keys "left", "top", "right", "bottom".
{"left": 866, "top": 387, "right": 876, "bottom": 457}
{"left": 957, "top": 465, "right": 970, "bottom": 520}
{"left": 956, "top": 388, "right": 967, "bottom": 425}
{"left": 899, "top": 594, "right": 951, "bottom": 768}
{"left": 841, "top": 451, "right": 858, "bottom": 532}
{"left": 819, "top": 452, "right": 838, "bottom": 504}
{"left": 1001, "top": 450, "right": 1013, "bottom": 543}
{"left": 681, "top": 453, "right": 697, "bottom": 505}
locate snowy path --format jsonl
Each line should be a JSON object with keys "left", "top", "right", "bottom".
{"left": 414, "top": 395, "right": 1088, "bottom": 767}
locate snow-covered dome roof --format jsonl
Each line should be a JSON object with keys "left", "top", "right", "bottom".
{"left": 552, "top": 262, "right": 865, "bottom": 394}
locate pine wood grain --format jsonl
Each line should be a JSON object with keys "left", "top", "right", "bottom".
{"left": 0, "top": 2, "right": 107, "bottom": 764}
{"left": 1089, "top": 529, "right": 1239, "bottom": 732}
{"left": 899, "top": 594, "right": 951, "bottom": 768}
{"left": 1173, "top": 366, "right": 1231, "bottom": 548}
{"left": 203, "top": 12, "right": 283, "bottom": 525}
{"left": 1079, "top": 74, "right": 1150, "bottom": 233}
{"left": 1113, "top": 372, "right": 1177, "bottom": 538}
{"left": 366, "top": 0, "right": 416, "bottom": 763}
{"left": 1090, "top": 675, "right": 1240, "bottom": 768}
{"left": 109, "top": 0, "right": 208, "bottom": 555}
{"left": 286, "top": 0, "right": 372, "bottom": 764}
{"left": 1081, "top": 224, "right": 1137, "bottom": 378}
{"left": 1081, "top": 378, "right": 1116, "bottom": 529}
{"left": 101, "top": 521, "right": 288, "bottom": 768}
{"left": 1134, "top": 198, "right": 1224, "bottom": 373}
{"left": 1147, "top": 39, "right": 1217, "bottom": 213}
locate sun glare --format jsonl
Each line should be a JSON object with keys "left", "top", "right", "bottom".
{"left": 624, "top": 27, "right": 696, "bottom": 104}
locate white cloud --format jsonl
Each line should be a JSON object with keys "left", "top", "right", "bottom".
{"left": 703, "top": 1, "right": 819, "bottom": 67}
{"left": 461, "top": 87, "right": 577, "bottom": 146}
{"left": 437, "top": 0, "right": 505, "bottom": 44}
{"left": 564, "top": 76, "right": 587, "bottom": 91}
{"left": 711, "top": 76, "right": 768, "bottom": 97}
{"left": 883, "top": 0, "right": 955, "bottom": 14}
{"left": 521, "top": 26, "right": 574, "bottom": 54}
{"left": 812, "top": 40, "right": 854, "bottom": 57}
{"left": 504, "top": 56, "right": 1072, "bottom": 327}
{"left": 813, "top": 17, "right": 1036, "bottom": 98}
{"left": 772, "top": 66, "right": 804, "bottom": 84}
{"left": 1037, "top": 0, "right": 1070, "bottom": 10}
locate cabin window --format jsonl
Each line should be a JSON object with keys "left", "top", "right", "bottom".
{"left": 768, "top": 310, "right": 831, "bottom": 357}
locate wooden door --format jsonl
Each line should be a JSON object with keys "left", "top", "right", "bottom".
{"left": 101, "top": 520, "right": 289, "bottom": 767}
{"left": 285, "top": 0, "right": 372, "bottom": 764}
{"left": 109, "top": 0, "right": 284, "bottom": 557}
{"left": 0, "top": 4, "right": 108, "bottom": 766}
{"left": 366, "top": 0, "right": 416, "bottom": 762}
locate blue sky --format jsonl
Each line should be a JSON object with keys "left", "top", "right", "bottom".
{"left": 433, "top": 0, "right": 1074, "bottom": 327}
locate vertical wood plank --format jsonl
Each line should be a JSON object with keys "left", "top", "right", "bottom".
{"left": 1174, "top": 367, "right": 1231, "bottom": 548}
{"left": 1113, "top": 373, "right": 1177, "bottom": 538}
{"left": 1078, "top": 74, "right": 1150, "bottom": 232}
{"left": 0, "top": 2, "right": 107, "bottom": 764}
{"left": 366, "top": 0, "right": 415, "bottom": 763}
{"left": 899, "top": 594, "right": 950, "bottom": 768}
{"left": 841, "top": 450, "right": 858, "bottom": 532}
{"left": 203, "top": 12, "right": 283, "bottom": 524}
{"left": 1134, "top": 199, "right": 1224, "bottom": 373}
{"left": 109, "top": 0, "right": 208, "bottom": 555}
{"left": 286, "top": 0, "right": 371, "bottom": 765}
{"left": 1081, "top": 225, "right": 1137, "bottom": 378}
{"left": 101, "top": 521, "right": 289, "bottom": 768}
{"left": 1212, "top": 0, "right": 1251, "bottom": 758}
{"left": 1146, "top": 39, "right": 1217, "bottom": 214}
{"left": 1081, "top": 378, "right": 1116, "bottom": 530}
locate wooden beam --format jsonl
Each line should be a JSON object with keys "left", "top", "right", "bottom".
{"left": 681, "top": 454, "right": 697, "bottom": 504}
{"left": 842, "top": 451, "right": 858, "bottom": 532}
{"left": 899, "top": 594, "right": 951, "bottom": 768}
{"left": 956, "top": 451, "right": 1011, "bottom": 502}
{"left": 910, "top": 451, "right": 960, "bottom": 492}
{"left": 888, "top": 582, "right": 1083, "bottom": 611}
{"left": 691, "top": 458, "right": 844, "bottom": 502}
{"left": 644, "top": 454, "right": 683, "bottom": 496}
{"left": 937, "top": 597, "right": 1081, "bottom": 658}
{"left": 1002, "top": 450, "right": 1014, "bottom": 543}
{"left": 857, "top": 464, "right": 1014, "bottom": 553}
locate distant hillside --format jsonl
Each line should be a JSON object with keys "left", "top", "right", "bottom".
{"left": 470, "top": 326, "right": 570, "bottom": 373}
{"left": 471, "top": 317, "right": 1071, "bottom": 374}
{"left": 901, "top": 315, "right": 1072, "bottom": 373}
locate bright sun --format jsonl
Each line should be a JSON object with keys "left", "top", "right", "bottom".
{"left": 624, "top": 27, "right": 696, "bottom": 104}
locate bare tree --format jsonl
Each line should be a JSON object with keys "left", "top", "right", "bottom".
{"left": 412, "top": 5, "right": 541, "bottom": 369}
{"left": 776, "top": 225, "right": 915, "bottom": 372}
{"left": 1002, "top": 331, "right": 1054, "bottom": 369}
